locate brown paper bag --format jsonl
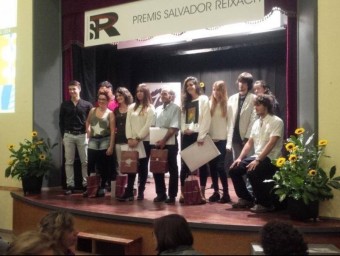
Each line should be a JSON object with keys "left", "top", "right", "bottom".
{"left": 150, "top": 149, "right": 169, "bottom": 173}
{"left": 120, "top": 150, "right": 139, "bottom": 174}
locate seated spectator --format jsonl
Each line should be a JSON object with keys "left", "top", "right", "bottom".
{"left": 260, "top": 220, "right": 308, "bottom": 255}
{"left": 153, "top": 214, "right": 202, "bottom": 255}
{"left": 6, "top": 230, "right": 54, "bottom": 255}
{"left": 38, "top": 211, "right": 78, "bottom": 255}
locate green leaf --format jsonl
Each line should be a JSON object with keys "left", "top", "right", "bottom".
{"left": 330, "top": 165, "right": 336, "bottom": 178}
{"left": 328, "top": 180, "right": 340, "bottom": 189}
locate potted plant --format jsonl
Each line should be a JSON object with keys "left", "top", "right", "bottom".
{"left": 268, "top": 128, "right": 340, "bottom": 220}
{"left": 5, "top": 131, "right": 57, "bottom": 195}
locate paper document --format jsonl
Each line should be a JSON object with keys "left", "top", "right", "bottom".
{"left": 180, "top": 135, "right": 220, "bottom": 172}
{"left": 149, "top": 127, "right": 176, "bottom": 145}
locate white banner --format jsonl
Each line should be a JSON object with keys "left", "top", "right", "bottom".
{"left": 85, "top": 0, "right": 264, "bottom": 47}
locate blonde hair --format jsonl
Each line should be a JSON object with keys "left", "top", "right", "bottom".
{"left": 210, "top": 80, "right": 228, "bottom": 117}
{"left": 7, "top": 230, "right": 54, "bottom": 255}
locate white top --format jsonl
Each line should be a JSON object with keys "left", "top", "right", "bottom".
{"left": 181, "top": 95, "right": 211, "bottom": 142}
{"left": 209, "top": 101, "right": 228, "bottom": 141}
{"left": 250, "top": 114, "right": 283, "bottom": 160}
{"left": 125, "top": 103, "right": 155, "bottom": 141}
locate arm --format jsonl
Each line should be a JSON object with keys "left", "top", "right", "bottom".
{"left": 230, "top": 138, "right": 254, "bottom": 169}
{"left": 106, "top": 111, "right": 115, "bottom": 155}
{"left": 137, "top": 106, "right": 155, "bottom": 139}
{"left": 86, "top": 108, "right": 95, "bottom": 139}
{"left": 197, "top": 96, "right": 211, "bottom": 143}
{"left": 156, "top": 127, "right": 178, "bottom": 149}
{"left": 226, "top": 103, "right": 234, "bottom": 150}
{"left": 125, "top": 105, "right": 137, "bottom": 148}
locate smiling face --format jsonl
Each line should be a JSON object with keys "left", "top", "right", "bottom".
{"left": 253, "top": 83, "right": 266, "bottom": 95}
{"left": 97, "top": 94, "right": 108, "bottom": 108}
{"left": 68, "top": 85, "right": 80, "bottom": 99}
{"left": 186, "top": 80, "right": 198, "bottom": 97}
{"left": 115, "top": 92, "right": 125, "bottom": 104}
{"left": 160, "top": 89, "right": 171, "bottom": 105}
{"left": 136, "top": 87, "right": 144, "bottom": 101}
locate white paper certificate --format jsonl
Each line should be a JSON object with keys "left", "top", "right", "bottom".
{"left": 149, "top": 127, "right": 176, "bottom": 145}
{"left": 180, "top": 135, "right": 220, "bottom": 172}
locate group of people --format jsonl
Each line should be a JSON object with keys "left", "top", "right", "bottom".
{"left": 2, "top": 211, "right": 308, "bottom": 255}
{"left": 59, "top": 71, "right": 283, "bottom": 212}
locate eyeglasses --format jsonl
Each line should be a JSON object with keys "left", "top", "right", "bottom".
{"left": 98, "top": 98, "right": 107, "bottom": 101}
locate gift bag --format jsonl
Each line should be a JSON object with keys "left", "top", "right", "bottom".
{"left": 150, "top": 149, "right": 169, "bottom": 173}
{"left": 115, "top": 175, "right": 128, "bottom": 198}
{"left": 86, "top": 175, "right": 101, "bottom": 198}
{"left": 183, "top": 176, "right": 202, "bottom": 205}
{"left": 120, "top": 150, "right": 139, "bottom": 174}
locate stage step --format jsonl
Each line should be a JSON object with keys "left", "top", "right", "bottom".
{"left": 76, "top": 231, "right": 142, "bottom": 255}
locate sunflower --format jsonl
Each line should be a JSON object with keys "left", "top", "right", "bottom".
{"left": 295, "top": 128, "right": 305, "bottom": 135}
{"left": 308, "top": 169, "right": 317, "bottom": 176}
{"left": 318, "top": 140, "right": 328, "bottom": 146}
{"left": 289, "top": 154, "right": 297, "bottom": 162}
{"left": 39, "top": 154, "right": 46, "bottom": 161}
{"left": 8, "top": 144, "right": 15, "bottom": 150}
{"left": 24, "top": 157, "right": 30, "bottom": 163}
{"left": 276, "top": 157, "right": 286, "bottom": 167}
{"left": 199, "top": 82, "right": 205, "bottom": 88}
{"left": 285, "top": 142, "right": 295, "bottom": 151}
{"left": 32, "top": 131, "right": 38, "bottom": 137}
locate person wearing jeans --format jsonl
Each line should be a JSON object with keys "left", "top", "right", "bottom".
{"left": 59, "top": 80, "right": 93, "bottom": 195}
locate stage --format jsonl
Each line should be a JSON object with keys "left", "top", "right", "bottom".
{"left": 11, "top": 178, "right": 340, "bottom": 255}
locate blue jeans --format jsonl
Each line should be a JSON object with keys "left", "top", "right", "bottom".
{"left": 63, "top": 133, "right": 88, "bottom": 187}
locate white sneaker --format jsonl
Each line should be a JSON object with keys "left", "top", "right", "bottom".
{"left": 250, "top": 204, "right": 275, "bottom": 213}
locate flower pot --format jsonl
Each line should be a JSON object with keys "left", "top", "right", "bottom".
{"left": 22, "top": 175, "right": 43, "bottom": 196}
{"left": 287, "top": 198, "right": 319, "bottom": 221}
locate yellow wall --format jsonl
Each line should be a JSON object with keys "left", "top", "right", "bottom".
{"left": 0, "top": 0, "right": 33, "bottom": 230}
{"left": 318, "top": 0, "right": 340, "bottom": 218}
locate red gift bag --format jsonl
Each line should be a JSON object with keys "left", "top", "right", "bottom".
{"left": 150, "top": 149, "right": 169, "bottom": 173}
{"left": 183, "top": 176, "right": 202, "bottom": 205}
{"left": 86, "top": 175, "right": 101, "bottom": 198}
{"left": 120, "top": 150, "right": 139, "bottom": 174}
{"left": 115, "top": 175, "right": 127, "bottom": 198}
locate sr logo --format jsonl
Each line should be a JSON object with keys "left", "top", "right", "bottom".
{"left": 89, "top": 12, "right": 120, "bottom": 40}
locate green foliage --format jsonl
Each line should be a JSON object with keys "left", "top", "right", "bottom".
{"left": 5, "top": 131, "right": 58, "bottom": 180}
{"left": 267, "top": 128, "right": 340, "bottom": 204}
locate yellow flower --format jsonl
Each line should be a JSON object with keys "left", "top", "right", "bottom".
{"left": 308, "top": 169, "right": 317, "bottom": 176}
{"left": 295, "top": 128, "right": 305, "bottom": 135}
{"left": 318, "top": 140, "right": 328, "bottom": 146}
{"left": 32, "top": 131, "right": 38, "bottom": 137}
{"left": 276, "top": 157, "right": 286, "bottom": 167}
{"left": 24, "top": 157, "right": 30, "bottom": 163}
{"left": 289, "top": 154, "right": 297, "bottom": 162}
{"left": 199, "top": 82, "right": 205, "bottom": 88}
{"left": 293, "top": 146, "right": 299, "bottom": 152}
{"left": 285, "top": 142, "right": 295, "bottom": 151}
{"left": 8, "top": 159, "right": 14, "bottom": 166}
{"left": 8, "top": 144, "right": 15, "bottom": 150}
{"left": 39, "top": 154, "right": 46, "bottom": 161}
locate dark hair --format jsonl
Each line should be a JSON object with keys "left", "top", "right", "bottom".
{"left": 68, "top": 80, "right": 81, "bottom": 88}
{"left": 260, "top": 220, "right": 308, "bottom": 255}
{"left": 134, "top": 83, "right": 152, "bottom": 112}
{"left": 97, "top": 91, "right": 110, "bottom": 102}
{"left": 254, "top": 80, "right": 273, "bottom": 95}
{"left": 181, "top": 76, "right": 201, "bottom": 112}
{"left": 236, "top": 72, "right": 253, "bottom": 91}
{"left": 99, "top": 81, "right": 113, "bottom": 89}
{"left": 254, "top": 94, "right": 274, "bottom": 115}
{"left": 154, "top": 214, "right": 193, "bottom": 253}
{"left": 116, "top": 87, "right": 133, "bottom": 105}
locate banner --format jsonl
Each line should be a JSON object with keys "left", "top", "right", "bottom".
{"left": 85, "top": 0, "right": 264, "bottom": 47}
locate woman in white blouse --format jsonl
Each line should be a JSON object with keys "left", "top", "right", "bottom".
{"left": 208, "top": 80, "right": 231, "bottom": 203}
{"left": 117, "top": 84, "right": 155, "bottom": 201}
{"left": 180, "top": 76, "right": 211, "bottom": 204}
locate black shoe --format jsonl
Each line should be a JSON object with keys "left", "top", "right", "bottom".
{"left": 83, "top": 191, "right": 88, "bottom": 198}
{"left": 153, "top": 194, "right": 167, "bottom": 203}
{"left": 117, "top": 192, "right": 134, "bottom": 202}
{"left": 97, "top": 188, "right": 105, "bottom": 197}
{"left": 208, "top": 192, "right": 220, "bottom": 202}
{"left": 219, "top": 194, "right": 231, "bottom": 204}
{"left": 137, "top": 192, "right": 144, "bottom": 201}
{"left": 64, "top": 186, "right": 74, "bottom": 195}
{"left": 165, "top": 197, "right": 176, "bottom": 204}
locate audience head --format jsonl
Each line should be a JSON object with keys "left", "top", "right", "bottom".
{"left": 7, "top": 230, "right": 54, "bottom": 255}
{"left": 236, "top": 72, "right": 253, "bottom": 93}
{"left": 260, "top": 220, "right": 308, "bottom": 255}
{"left": 115, "top": 87, "right": 133, "bottom": 105}
{"left": 254, "top": 94, "right": 274, "bottom": 115}
{"left": 153, "top": 214, "right": 194, "bottom": 254}
{"left": 38, "top": 211, "right": 77, "bottom": 255}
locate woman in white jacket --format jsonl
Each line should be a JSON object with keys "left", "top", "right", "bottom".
{"left": 180, "top": 76, "right": 211, "bottom": 204}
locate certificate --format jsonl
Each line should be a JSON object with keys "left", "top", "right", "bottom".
{"left": 180, "top": 135, "right": 220, "bottom": 172}
{"left": 149, "top": 127, "right": 176, "bottom": 145}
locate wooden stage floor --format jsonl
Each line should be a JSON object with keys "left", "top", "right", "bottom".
{"left": 11, "top": 177, "right": 340, "bottom": 255}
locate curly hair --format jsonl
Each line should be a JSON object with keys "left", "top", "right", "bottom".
{"left": 115, "top": 87, "right": 133, "bottom": 105}
{"left": 260, "top": 220, "right": 308, "bottom": 255}
{"left": 38, "top": 211, "right": 75, "bottom": 255}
